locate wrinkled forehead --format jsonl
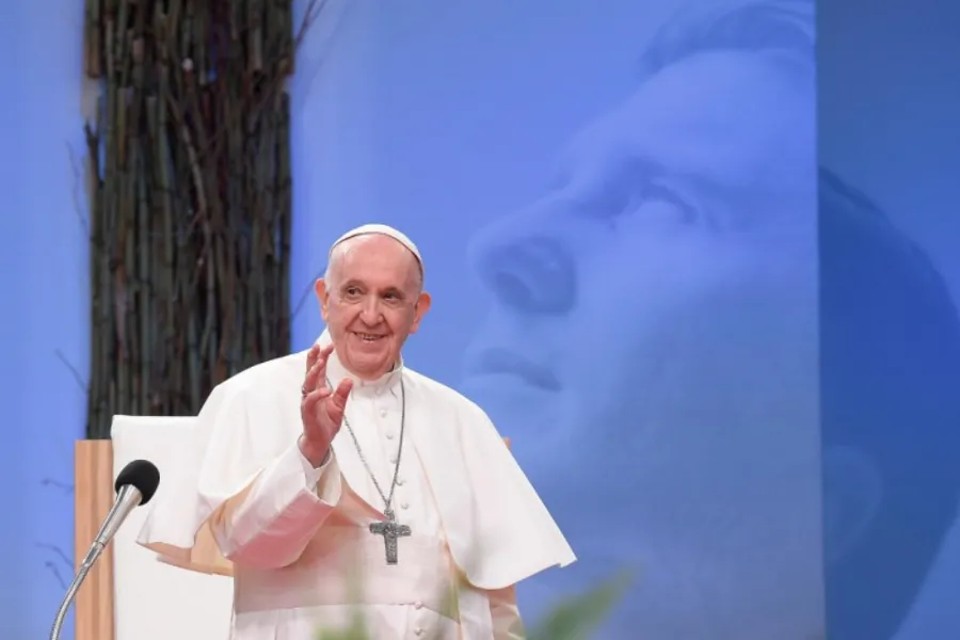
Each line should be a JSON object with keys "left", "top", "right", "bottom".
{"left": 331, "top": 234, "right": 422, "bottom": 285}
{"left": 553, "top": 50, "right": 814, "bottom": 192}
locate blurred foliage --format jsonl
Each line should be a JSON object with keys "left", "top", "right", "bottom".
{"left": 527, "top": 571, "right": 633, "bottom": 640}
{"left": 315, "top": 571, "right": 633, "bottom": 640}
{"left": 315, "top": 608, "right": 370, "bottom": 640}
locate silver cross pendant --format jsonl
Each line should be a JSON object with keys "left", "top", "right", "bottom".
{"left": 369, "top": 508, "right": 412, "bottom": 565}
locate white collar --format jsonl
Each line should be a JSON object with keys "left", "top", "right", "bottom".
{"left": 315, "top": 330, "right": 404, "bottom": 397}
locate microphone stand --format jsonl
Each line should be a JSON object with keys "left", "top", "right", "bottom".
{"left": 49, "top": 484, "right": 142, "bottom": 640}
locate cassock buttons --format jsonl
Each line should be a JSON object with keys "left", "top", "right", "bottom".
{"left": 386, "top": 433, "right": 395, "bottom": 440}
{"left": 390, "top": 454, "right": 398, "bottom": 464}
{"left": 401, "top": 501, "right": 409, "bottom": 510}
{"left": 414, "top": 629, "right": 423, "bottom": 636}
{"left": 379, "top": 408, "right": 387, "bottom": 418}
{"left": 397, "top": 477, "right": 405, "bottom": 486}
{"left": 414, "top": 600, "right": 424, "bottom": 610}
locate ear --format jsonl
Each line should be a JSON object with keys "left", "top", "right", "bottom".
{"left": 314, "top": 278, "right": 330, "bottom": 322}
{"left": 409, "top": 291, "right": 432, "bottom": 334}
{"left": 822, "top": 445, "right": 883, "bottom": 564}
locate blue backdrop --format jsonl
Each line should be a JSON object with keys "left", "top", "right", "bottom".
{"left": 1, "top": 3, "right": 89, "bottom": 638}
{"left": 1, "top": 0, "right": 958, "bottom": 638}
{"left": 818, "top": 1, "right": 960, "bottom": 638}
{"left": 293, "top": 2, "right": 823, "bottom": 637}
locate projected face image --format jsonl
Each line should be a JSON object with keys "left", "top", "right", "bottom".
{"left": 462, "top": 49, "right": 822, "bottom": 638}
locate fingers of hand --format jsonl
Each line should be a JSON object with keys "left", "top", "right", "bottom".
{"left": 303, "top": 386, "right": 332, "bottom": 413}
{"left": 302, "top": 390, "right": 331, "bottom": 435}
{"left": 319, "top": 344, "right": 335, "bottom": 365}
{"left": 303, "top": 345, "right": 320, "bottom": 394}
{"left": 303, "top": 388, "right": 336, "bottom": 445}
{"left": 333, "top": 379, "right": 353, "bottom": 409}
{"left": 322, "top": 380, "right": 353, "bottom": 427}
{"left": 315, "top": 344, "right": 335, "bottom": 382}
{"left": 303, "top": 344, "right": 335, "bottom": 395}
{"left": 305, "top": 344, "right": 320, "bottom": 371}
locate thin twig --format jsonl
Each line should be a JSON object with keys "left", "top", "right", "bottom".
{"left": 292, "top": 268, "right": 324, "bottom": 320}
{"left": 55, "top": 349, "right": 88, "bottom": 391}
{"left": 36, "top": 542, "right": 73, "bottom": 570}
{"left": 40, "top": 478, "right": 75, "bottom": 494}
{"left": 43, "top": 561, "right": 69, "bottom": 591}
{"left": 295, "top": 0, "right": 327, "bottom": 50}
{"left": 68, "top": 141, "right": 90, "bottom": 237}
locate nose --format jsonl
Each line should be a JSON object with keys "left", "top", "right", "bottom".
{"left": 359, "top": 295, "right": 382, "bottom": 324}
{"left": 469, "top": 227, "right": 577, "bottom": 315}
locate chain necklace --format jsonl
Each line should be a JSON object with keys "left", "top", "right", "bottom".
{"left": 327, "top": 372, "right": 411, "bottom": 564}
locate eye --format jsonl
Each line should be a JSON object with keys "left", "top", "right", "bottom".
{"left": 591, "top": 179, "right": 702, "bottom": 231}
{"left": 628, "top": 182, "right": 700, "bottom": 224}
{"left": 343, "top": 286, "right": 362, "bottom": 298}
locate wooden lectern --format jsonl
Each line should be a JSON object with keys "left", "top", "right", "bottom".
{"left": 74, "top": 439, "right": 116, "bottom": 640}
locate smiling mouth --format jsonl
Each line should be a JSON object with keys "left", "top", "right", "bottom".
{"left": 465, "top": 348, "right": 561, "bottom": 391}
{"left": 352, "top": 331, "right": 387, "bottom": 343}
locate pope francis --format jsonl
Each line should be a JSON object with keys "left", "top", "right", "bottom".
{"left": 136, "top": 224, "right": 576, "bottom": 640}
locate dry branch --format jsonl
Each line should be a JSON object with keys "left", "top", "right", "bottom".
{"left": 83, "top": 0, "right": 321, "bottom": 438}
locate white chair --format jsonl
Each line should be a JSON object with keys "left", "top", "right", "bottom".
{"left": 111, "top": 415, "right": 234, "bottom": 640}
{"left": 74, "top": 416, "right": 233, "bottom": 640}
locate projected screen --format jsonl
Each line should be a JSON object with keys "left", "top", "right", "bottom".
{"left": 291, "top": 1, "right": 823, "bottom": 637}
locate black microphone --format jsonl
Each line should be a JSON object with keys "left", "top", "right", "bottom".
{"left": 50, "top": 459, "right": 160, "bottom": 640}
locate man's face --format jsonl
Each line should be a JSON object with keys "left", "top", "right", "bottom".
{"left": 462, "top": 51, "right": 821, "bottom": 637}
{"left": 316, "top": 235, "right": 430, "bottom": 379}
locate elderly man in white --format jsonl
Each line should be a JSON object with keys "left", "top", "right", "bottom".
{"left": 138, "top": 224, "right": 575, "bottom": 640}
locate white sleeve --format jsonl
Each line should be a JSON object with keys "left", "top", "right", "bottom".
{"left": 208, "top": 439, "right": 343, "bottom": 569}
{"left": 489, "top": 585, "right": 525, "bottom": 640}
{"left": 297, "top": 445, "right": 341, "bottom": 504}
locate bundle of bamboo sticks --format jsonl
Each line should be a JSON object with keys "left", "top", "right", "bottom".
{"left": 83, "top": 0, "right": 317, "bottom": 438}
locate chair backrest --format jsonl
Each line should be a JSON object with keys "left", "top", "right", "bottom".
{"left": 110, "top": 415, "right": 233, "bottom": 640}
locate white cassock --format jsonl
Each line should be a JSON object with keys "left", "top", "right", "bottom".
{"left": 138, "top": 331, "right": 575, "bottom": 640}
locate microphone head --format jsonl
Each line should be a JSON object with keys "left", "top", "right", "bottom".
{"left": 114, "top": 460, "right": 160, "bottom": 505}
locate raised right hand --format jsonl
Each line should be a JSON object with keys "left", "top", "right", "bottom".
{"left": 299, "top": 344, "right": 354, "bottom": 466}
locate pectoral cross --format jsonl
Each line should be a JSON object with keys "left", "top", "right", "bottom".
{"left": 369, "top": 508, "right": 411, "bottom": 565}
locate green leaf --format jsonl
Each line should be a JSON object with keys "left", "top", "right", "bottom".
{"left": 527, "top": 571, "right": 634, "bottom": 640}
{"left": 315, "top": 606, "right": 370, "bottom": 640}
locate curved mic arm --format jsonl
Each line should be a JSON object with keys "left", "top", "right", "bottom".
{"left": 49, "top": 539, "right": 107, "bottom": 640}
{"left": 49, "top": 484, "right": 143, "bottom": 640}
